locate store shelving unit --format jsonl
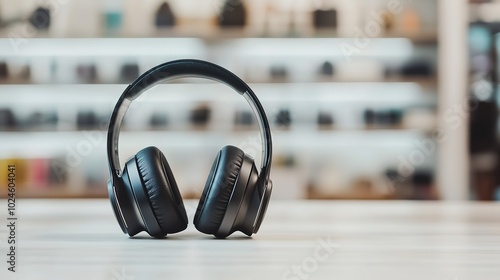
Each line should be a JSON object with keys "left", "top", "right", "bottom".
{"left": 0, "top": 0, "right": 446, "bottom": 200}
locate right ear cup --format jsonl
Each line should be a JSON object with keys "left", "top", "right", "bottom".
{"left": 194, "top": 146, "right": 244, "bottom": 236}
{"left": 134, "top": 146, "right": 188, "bottom": 236}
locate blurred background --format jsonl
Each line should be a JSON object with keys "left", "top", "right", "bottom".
{"left": 0, "top": 0, "right": 497, "bottom": 201}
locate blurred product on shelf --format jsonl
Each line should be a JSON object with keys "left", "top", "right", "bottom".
{"left": 275, "top": 108, "right": 291, "bottom": 129}
{"left": 384, "top": 168, "right": 436, "bottom": 200}
{"left": 380, "top": 10, "right": 394, "bottom": 31}
{"left": 317, "top": 112, "right": 334, "bottom": 129}
{"left": 76, "top": 64, "right": 97, "bottom": 84}
{"left": 76, "top": 111, "right": 99, "bottom": 130}
{"left": 412, "top": 169, "right": 435, "bottom": 200}
{"left": 219, "top": 0, "right": 247, "bottom": 27}
{"left": 120, "top": 63, "right": 139, "bottom": 83}
{"left": 29, "top": 7, "right": 51, "bottom": 30}
{"left": 319, "top": 61, "right": 334, "bottom": 77}
{"left": 48, "top": 156, "right": 69, "bottom": 187}
{"left": 312, "top": 9, "right": 337, "bottom": 29}
{"left": 0, "top": 108, "right": 16, "bottom": 130}
{"left": 149, "top": 112, "right": 169, "bottom": 128}
{"left": 363, "top": 109, "right": 403, "bottom": 129}
{"left": 25, "top": 111, "right": 58, "bottom": 130}
{"left": 401, "top": 8, "right": 421, "bottom": 33}
{"left": 155, "top": 2, "right": 176, "bottom": 27}
{"left": 399, "top": 60, "right": 433, "bottom": 77}
{"left": 190, "top": 103, "right": 211, "bottom": 127}
{"left": 29, "top": 158, "right": 49, "bottom": 190}
{"left": 269, "top": 65, "right": 288, "bottom": 81}
{"left": 0, "top": 61, "right": 7, "bottom": 78}
{"left": 5, "top": 61, "right": 30, "bottom": 80}
{"left": 103, "top": 0, "right": 123, "bottom": 34}
{"left": 234, "top": 110, "right": 254, "bottom": 128}
{"left": 0, "top": 158, "right": 28, "bottom": 190}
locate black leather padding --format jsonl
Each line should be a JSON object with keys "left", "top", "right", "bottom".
{"left": 194, "top": 145, "right": 244, "bottom": 235}
{"left": 136, "top": 146, "right": 188, "bottom": 234}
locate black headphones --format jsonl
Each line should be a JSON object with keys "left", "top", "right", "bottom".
{"left": 106, "top": 59, "right": 273, "bottom": 238}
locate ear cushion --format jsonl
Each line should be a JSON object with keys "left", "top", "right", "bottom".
{"left": 194, "top": 145, "right": 244, "bottom": 235}
{"left": 136, "top": 146, "right": 188, "bottom": 234}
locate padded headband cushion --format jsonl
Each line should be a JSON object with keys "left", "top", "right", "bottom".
{"left": 194, "top": 146, "right": 244, "bottom": 235}
{"left": 136, "top": 146, "right": 188, "bottom": 234}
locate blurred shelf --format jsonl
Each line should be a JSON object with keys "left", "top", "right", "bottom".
{"left": 308, "top": 190, "right": 395, "bottom": 200}
{"left": 311, "top": 30, "right": 437, "bottom": 44}
{"left": 0, "top": 27, "right": 438, "bottom": 44}
{"left": 0, "top": 127, "right": 435, "bottom": 135}
{"left": 0, "top": 37, "right": 415, "bottom": 58}
{"left": 0, "top": 83, "right": 433, "bottom": 104}
{"left": 0, "top": 129, "right": 434, "bottom": 158}
{"left": 0, "top": 188, "right": 107, "bottom": 199}
{"left": 0, "top": 126, "right": 435, "bottom": 134}
{"left": 0, "top": 77, "right": 437, "bottom": 88}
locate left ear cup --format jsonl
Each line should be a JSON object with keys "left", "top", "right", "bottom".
{"left": 194, "top": 145, "right": 244, "bottom": 235}
{"left": 134, "top": 146, "right": 188, "bottom": 236}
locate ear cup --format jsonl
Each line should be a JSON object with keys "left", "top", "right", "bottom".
{"left": 136, "top": 146, "right": 188, "bottom": 235}
{"left": 194, "top": 145, "right": 244, "bottom": 235}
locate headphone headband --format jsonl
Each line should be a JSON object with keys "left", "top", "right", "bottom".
{"left": 107, "top": 59, "right": 272, "bottom": 185}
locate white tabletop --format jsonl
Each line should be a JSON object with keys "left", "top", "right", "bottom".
{"left": 0, "top": 199, "right": 499, "bottom": 280}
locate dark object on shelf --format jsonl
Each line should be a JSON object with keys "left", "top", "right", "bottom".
{"left": 364, "top": 109, "right": 403, "bottom": 127}
{"left": 388, "top": 109, "right": 403, "bottom": 125}
{"left": 0, "top": 62, "right": 8, "bottom": 78}
{"left": 0, "top": 108, "right": 16, "bottom": 130}
{"left": 234, "top": 111, "right": 254, "bottom": 126}
{"left": 412, "top": 169, "right": 434, "bottom": 200}
{"left": 470, "top": 101, "right": 497, "bottom": 153}
{"left": 384, "top": 168, "right": 411, "bottom": 199}
{"left": 29, "top": 7, "right": 51, "bottom": 30}
{"left": 317, "top": 112, "right": 333, "bottom": 127}
{"left": 313, "top": 9, "right": 337, "bottom": 29}
{"left": 155, "top": 2, "right": 176, "bottom": 27}
{"left": 219, "top": 0, "right": 247, "bottom": 27}
{"left": 149, "top": 112, "right": 169, "bottom": 128}
{"left": 275, "top": 109, "right": 291, "bottom": 128}
{"left": 375, "top": 110, "right": 391, "bottom": 125}
{"left": 26, "top": 111, "right": 58, "bottom": 129}
{"left": 400, "top": 60, "right": 433, "bottom": 77}
{"left": 385, "top": 169, "right": 401, "bottom": 183}
{"left": 48, "top": 157, "right": 68, "bottom": 185}
{"left": 363, "top": 109, "right": 376, "bottom": 125}
{"left": 120, "top": 63, "right": 139, "bottom": 83}
{"left": 77, "top": 111, "right": 98, "bottom": 130}
{"left": 319, "top": 61, "right": 334, "bottom": 77}
{"left": 76, "top": 64, "right": 97, "bottom": 83}
{"left": 377, "top": 110, "right": 402, "bottom": 126}
{"left": 190, "top": 104, "right": 211, "bottom": 126}
{"left": 412, "top": 170, "right": 433, "bottom": 186}
{"left": 270, "top": 65, "right": 288, "bottom": 80}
